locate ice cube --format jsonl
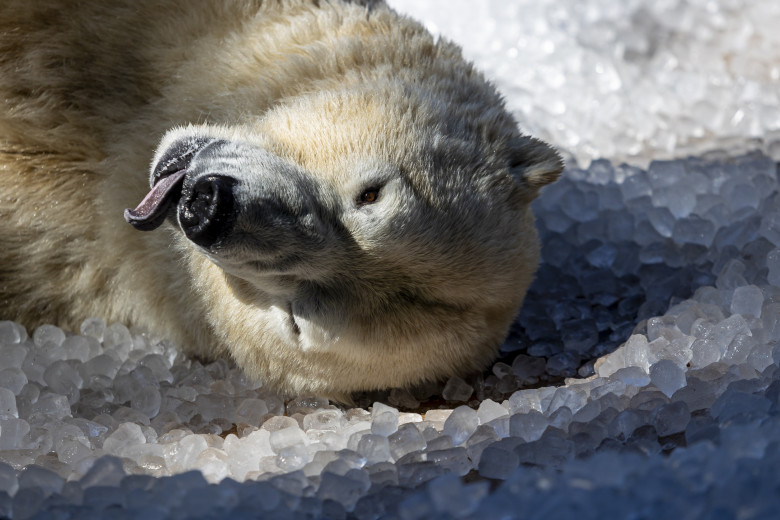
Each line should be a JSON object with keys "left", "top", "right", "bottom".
{"left": 509, "top": 410, "right": 548, "bottom": 442}
{"left": 768, "top": 248, "right": 780, "bottom": 287}
{"left": 730, "top": 285, "right": 764, "bottom": 317}
{"left": 649, "top": 360, "right": 687, "bottom": 398}
{"left": 0, "top": 418, "right": 29, "bottom": 450}
{"left": 0, "top": 321, "right": 24, "bottom": 346}
{"left": 477, "top": 445, "right": 519, "bottom": 480}
{"left": 356, "top": 434, "right": 391, "bottom": 464}
{"left": 80, "top": 317, "right": 106, "bottom": 342}
{"left": 32, "top": 325, "right": 66, "bottom": 349}
{"left": 302, "top": 408, "right": 344, "bottom": 432}
{"left": 17, "top": 465, "right": 64, "bottom": 496}
{"left": 102, "top": 422, "right": 146, "bottom": 456}
{"left": 0, "top": 462, "right": 18, "bottom": 495}
{"left": 426, "top": 447, "right": 471, "bottom": 477}
{"left": 476, "top": 399, "right": 508, "bottom": 424}
{"left": 442, "top": 406, "right": 478, "bottom": 446}
{"left": 0, "top": 368, "right": 27, "bottom": 395}
{"left": 0, "top": 388, "right": 18, "bottom": 420}
{"left": 79, "top": 456, "right": 126, "bottom": 488}
{"left": 43, "top": 361, "right": 83, "bottom": 404}
{"left": 689, "top": 339, "right": 722, "bottom": 368}
{"left": 441, "top": 376, "right": 474, "bottom": 402}
{"left": 316, "top": 471, "right": 370, "bottom": 511}
{"left": 673, "top": 216, "right": 716, "bottom": 246}
{"left": 371, "top": 411, "right": 398, "bottom": 437}
{"left": 388, "top": 423, "right": 427, "bottom": 460}
{"left": 650, "top": 401, "right": 690, "bottom": 436}
{"left": 269, "top": 426, "right": 308, "bottom": 452}
{"left": 132, "top": 386, "right": 162, "bottom": 418}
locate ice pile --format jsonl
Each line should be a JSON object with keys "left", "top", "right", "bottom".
{"left": 390, "top": 0, "right": 780, "bottom": 165}
{"left": 3, "top": 0, "right": 780, "bottom": 517}
{"left": 1, "top": 146, "right": 779, "bottom": 517}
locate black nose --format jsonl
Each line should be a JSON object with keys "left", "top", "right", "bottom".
{"left": 179, "top": 175, "right": 236, "bottom": 248}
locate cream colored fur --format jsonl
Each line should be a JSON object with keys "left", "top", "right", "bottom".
{"left": 0, "top": 0, "right": 561, "bottom": 401}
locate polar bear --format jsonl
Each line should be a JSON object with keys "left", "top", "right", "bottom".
{"left": 0, "top": 0, "right": 561, "bottom": 400}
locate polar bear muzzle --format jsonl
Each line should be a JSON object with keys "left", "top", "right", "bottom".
{"left": 125, "top": 138, "right": 239, "bottom": 248}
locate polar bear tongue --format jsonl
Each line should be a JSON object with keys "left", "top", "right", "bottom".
{"left": 124, "top": 170, "right": 187, "bottom": 231}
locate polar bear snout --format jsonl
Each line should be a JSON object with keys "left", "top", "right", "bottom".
{"left": 178, "top": 174, "right": 237, "bottom": 248}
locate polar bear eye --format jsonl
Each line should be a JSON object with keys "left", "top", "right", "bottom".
{"left": 357, "top": 187, "right": 380, "bottom": 205}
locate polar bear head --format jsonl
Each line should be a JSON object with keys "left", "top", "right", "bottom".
{"left": 124, "top": 18, "right": 561, "bottom": 399}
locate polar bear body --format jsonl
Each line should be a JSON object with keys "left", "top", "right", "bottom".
{"left": 0, "top": 0, "right": 561, "bottom": 399}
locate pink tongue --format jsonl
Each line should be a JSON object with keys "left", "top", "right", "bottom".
{"left": 124, "top": 170, "right": 187, "bottom": 231}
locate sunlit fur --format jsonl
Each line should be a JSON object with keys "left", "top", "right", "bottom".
{"left": 0, "top": 0, "right": 561, "bottom": 401}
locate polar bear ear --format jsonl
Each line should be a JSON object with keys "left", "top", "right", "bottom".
{"left": 508, "top": 135, "right": 563, "bottom": 201}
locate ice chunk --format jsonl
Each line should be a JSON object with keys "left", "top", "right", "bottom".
{"left": 235, "top": 398, "right": 270, "bottom": 427}
{"left": 650, "top": 360, "right": 687, "bottom": 398}
{"left": 476, "top": 399, "right": 508, "bottom": 424}
{"left": 608, "top": 409, "right": 646, "bottom": 440}
{"left": 759, "top": 211, "right": 780, "bottom": 245}
{"left": 441, "top": 376, "right": 473, "bottom": 402}
{"left": 673, "top": 216, "right": 716, "bottom": 246}
{"left": 477, "top": 445, "right": 519, "bottom": 480}
{"left": 371, "top": 411, "right": 398, "bottom": 436}
{"left": 270, "top": 426, "right": 308, "bottom": 452}
{"left": 650, "top": 401, "right": 690, "bottom": 436}
{"left": 647, "top": 160, "right": 686, "bottom": 190}
{"left": 730, "top": 285, "right": 764, "bottom": 317}
{"left": 710, "top": 390, "right": 771, "bottom": 423}
{"left": 17, "top": 465, "right": 63, "bottom": 496}
{"left": 624, "top": 335, "right": 650, "bottom": 372}
{"left": 43, "top": 361, "right": 83, "bottom": 404}
{"left": 0, "top": 368, "right": 27, "bottom": 395}
{"left": 0, "top": 388, "right": 18, "bottom": 419}
{"left": 79, "top": 456, "right": 125, "bottom": 488}
{"left": 32, "top": 325, "right": 66, "bottom": 348}
{"left": 426, "top": 447, "right": 471, "bottom": 477}
{"left": 389, "top": 423, "right": 427, "bottom": 460}
{"left": 357, "top": 434, "right": 391, "bottom": 464}
{"left": 80, "top": 317, "right": 106, "bottom": 341}
{"left": 648, "top": 207, "right": 676, "bottom": 237}
{"left": 509, "top": 411, "right": 548, "bottom": 442}
{"left": 0, "top": 345, "right": 26, "bottom": 371}
{"left": 0, "top": 321, "right": 25, "bottom": 346}
{"left": 646, "top": 336, "right": 694, "bottom": 368}
{"left": 103, "top": 323, "right": 133, "bottom": 352}
{"left": 302, "top": 409, "right": 344, "bottom": 432}
{"left": 132, "top": 386, "right": 162, "bottom": 417}
{"left": 0, "top": 463, "right": 18, "bottom": 495}
{"left": 317, "top": 471, "right": 370, "bottom": 510}
{"left": 689, "top": 339, "right": 721, "bottom": 368}
{"left": 261, "top": 415, "right": 298, "bottom": 432}
{"left": 561, "top": 319, "right": 598, "bottom": 353}
{"left": 0, "top": 418, "right": 29, "bottom": 450}
{"left": 768, "top": 248, "right": 780, "bottom": 287}
{"left": 275, "top": 444, "right": 309, "bottom": 472}
{"left": 595, "top": 344, "right": 627, "bottom": 378}
{"left": 103, "top": 422, "right": 146, "bottom": 456}
{"left": 442, "top": 406, "right": 478, "bottom": 446}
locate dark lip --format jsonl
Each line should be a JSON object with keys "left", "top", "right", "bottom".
{"left": 124, "top": 169, "right": 188, "bottom": 231}
{"left": 149, "top": 135, "right": 215, "bottom": 188}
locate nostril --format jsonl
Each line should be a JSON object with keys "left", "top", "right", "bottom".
{"left": 179, "top": 175, "right": 236, "bottom": 248}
